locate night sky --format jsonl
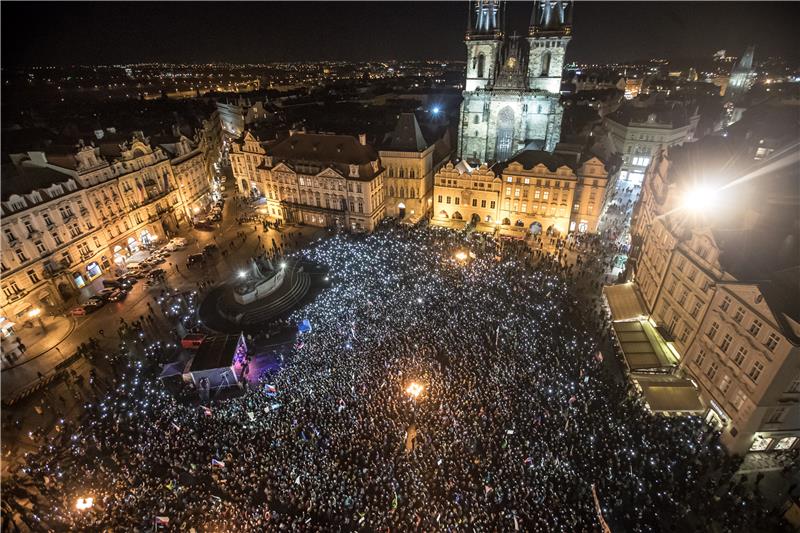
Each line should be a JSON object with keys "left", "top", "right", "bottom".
{"left": 2, "top": 1, "right": 798, "bottom": 66}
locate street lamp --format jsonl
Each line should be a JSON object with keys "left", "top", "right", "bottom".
{"left": 238, "top": 270, "right": 247, "bottom": 279}
{"left": 681, "top": 184, "right": 717, "bottom": 213}
{"left": 75, "top": 497, "right": 94, "bottom": 511}
{"left": 454, "top": 251, "right": 468, "bottom": 262}
{"left": 405, "top": 382, "right": 424, "bottom": 399}
{"left": 28, "top": 308, "right": 46, "bottom": 333}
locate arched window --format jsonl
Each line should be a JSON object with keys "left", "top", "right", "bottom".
{"left": 409, "top": 169, "right": 415, "bottom": 179}
{"left": 389, "top": 186, "right": 395, "bottom": 197}
{"left": 473, "top": 115, "right": 480, "bottom": 124}
{"left": 399, "top": 168, "right": 405, "bottom": 178}
{"left": 399, "top": 187, "right": 405, "bottom": 198}
{"left": 477, "top": 54, "right": 486, "bottom": 78}
{"left": 540, "top": 51, "right": 551, "bottom": 77}
{"left": 494, "top": 106, "right": 516, "bottom": 162}
{"left": 388, "top": 167, "right": 394, "bottom": 178}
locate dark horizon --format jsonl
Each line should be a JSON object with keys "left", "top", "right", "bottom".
{"left": 2, "top": 1, "right": 798, "bottom": 67}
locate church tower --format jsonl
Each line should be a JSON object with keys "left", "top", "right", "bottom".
{"left": 464, "top": 0, "right": 503, "bottom": 92}
{"left": 527, "top": 0, "right": 572, "bottom": 93}
{"left": 458, "top": 0, "right": 572, "bottom": 163}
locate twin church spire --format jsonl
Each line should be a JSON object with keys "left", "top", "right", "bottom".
{"left": 466, "top": 0, "right": 572, "bottom": 40}
{"left": 458, "top": 1, "right": 573, "bottom": 162}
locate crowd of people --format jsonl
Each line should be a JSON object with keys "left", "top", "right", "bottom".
{"left": 3, "top": 221, "right": 783, "bottom": 532}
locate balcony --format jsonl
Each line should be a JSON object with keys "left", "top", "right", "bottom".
{"left": 7, "top": 236, "right": 20, "bottom": 247}
{"left": 79, "top": 208, "right": 89, "bottom": 216}
{"left": 27, "top": 229, "right": 42, "bottom": 239}
{"left": 45, "top": 221, "right": 56, "bottom": 231}
{"left": 62, "top": 213, "right": 75, "bottom": 223}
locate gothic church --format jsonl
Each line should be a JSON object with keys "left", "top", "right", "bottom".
{"left": 457, "top": 0, "right": 572, "bottom": 163}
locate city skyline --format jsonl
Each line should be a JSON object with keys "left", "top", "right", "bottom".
{"left": 2, "top": 1, "right": 798, "bottom": 67}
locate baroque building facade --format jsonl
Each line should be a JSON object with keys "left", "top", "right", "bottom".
{"left": 458, "top": 0, "right": 572, "bottom": 163}
{"left": 256, "top": 132, "right": 386, "bottom": 232}
{"left": 1, "top": 127, "right": 221, "bottom": 327}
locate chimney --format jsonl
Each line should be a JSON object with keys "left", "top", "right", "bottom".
{"left": 358, "top": 133, "right": 367, "bottom": 146}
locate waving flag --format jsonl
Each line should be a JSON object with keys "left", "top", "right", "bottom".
{"left": 211, "top": 458, "right": 225, "bottom": 468}
{"left": 155, "top": 516, "right": 170, "bottom": 526}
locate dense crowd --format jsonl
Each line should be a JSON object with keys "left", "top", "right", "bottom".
{"left": 3, "top": 222, "right": 782, "bottom": 532}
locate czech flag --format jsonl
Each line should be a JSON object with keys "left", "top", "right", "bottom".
{"left": 155, "top": 516, "right": 170, "bottom": 526}
{"left": 211, "top": 458, "right": 225, "bottom": 468}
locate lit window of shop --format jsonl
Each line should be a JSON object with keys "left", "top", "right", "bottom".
{"left": 73, "top": 272, "right": 86, "bottom": 289}
{"left": 749, "top": 436, "right": 771, "bottom": 451}
{"left": 774, "top": 437, "right": 797, "bottom": 450}
{"left": 86, "top": 262, "right": 102, "bottom": 280}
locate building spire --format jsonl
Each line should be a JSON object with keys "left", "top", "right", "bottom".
{"left": 529, "top": 1, "right": 573, "bottom": 37}
{"left": 468, "top": 0, "right": 503, "bottom": 39}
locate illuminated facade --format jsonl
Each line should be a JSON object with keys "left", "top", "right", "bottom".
{"left": 1, "top": 129, "right": 219, "bottom": 322}
{"left": 257, "top": 132, "right": 386, "bottom": 232}
{"left": 433, "top": 149, "right": 608, "bottom": 236}
{"left": 604, "top": 101, "right": 700, "bottom": 188}
{"left": 628, "top": 136, "right": 800, "bottom": 454}
{"left": 380, "top": 113, "right": 452, "bottom": 222}
{"left": 458, "top": 0, "right": 572, "bottom": 163}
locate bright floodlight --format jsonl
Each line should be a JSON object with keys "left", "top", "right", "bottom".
{"left": 406, "top": 382, "right": 424, "bottom": 398}
{"left": 432, "top": 106, "right": 440, "bottom": 114}
{"left": 280, "top": 262, "right": 287, "bottom": 269}
{"left": 76, "top": 497, "right": 94, "bottom": 510}
{"left": 238, "top": 271, "right": 247, "bottom": 279}
{"left": 682, "top": 184, "right": 717, "bottom": 213}
{"left": 454, "top": 251, "right": 468, "bottom": 261}
{"left": 28, "top": 308, "right": 41, "bottom": 318}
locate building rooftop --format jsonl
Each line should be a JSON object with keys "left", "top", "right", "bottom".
{"left": 383, "top": 113, "right": 429, "bottom": 152}
{"left": 190, "top": 335, "right": 241, "bottom": 372}
{"left": 1, "top": 163, "right": 75, "bottom": 202}
{"left": 265, "top": 132, "right": 381, "bottom": 180}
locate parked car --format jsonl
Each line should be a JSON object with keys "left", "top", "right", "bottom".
{"left": 108, "top": 289, "right": 128, "bottom": 302}
{"left": 102, "top": 279, "right": 125, "bottom": 289}
{"left": 86, "top": 296, "right": 106, "bottom": 308}
{"left": 119, "top": 275, "right": 139, "bottom": 286}
{"left": 203, "top": 243, "right": 218, "bottom": 255}
{"left": 97, "top": 288, "right": 116, "bottom": 301}
{"left": 70, "top": 306, "right": 89, "bottom": 316}
{"left": 171, "top": 237, "right": 187, "bottom": 247}
{"left": 187, "top": 253, "right": 205, "bottom": 266}
{"left": 147, "top": 268, "right": 166, "bottom": 279}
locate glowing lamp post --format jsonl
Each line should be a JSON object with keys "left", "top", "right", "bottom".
{"left": 405, "top": 382, "right": 424, "bottom": 400}
{"left": 75, "top": 497, "right": 94, "bottom": 511}
{"left": 28, "top": 308, "right": 46, "bottom": 333}
{"left": 681, "top": 184, "right": 717, "bottom": 213}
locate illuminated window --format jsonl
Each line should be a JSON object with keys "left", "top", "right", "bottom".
{"left": 775, "top": 437, "right": 797, "bottom": 450}
{"left": 749, "top": 436, "right": 770, "bottom": 451}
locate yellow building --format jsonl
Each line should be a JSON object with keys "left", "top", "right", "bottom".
{"left": 432, "top": 149, "right": 609, "bottom": 237}
{"left": 379, "top": 113, "right": 452, "bottom": 223}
